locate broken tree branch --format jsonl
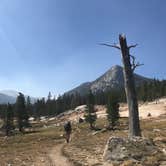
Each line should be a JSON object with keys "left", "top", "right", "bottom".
{"left": 99, "top": 43, "right": 120, "bottom": 50}
{"left": 128, "top": 44, "right": 138, "bottom": 49}
{"left": 130, "top": 55, "right": 144, "bottom": 71}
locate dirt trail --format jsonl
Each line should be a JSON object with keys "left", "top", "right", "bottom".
{"left": 34, "top": 143, "right": 73, "bottom": 166}
{"left": 49, "top": 143, "right": 73, "bottom": 166}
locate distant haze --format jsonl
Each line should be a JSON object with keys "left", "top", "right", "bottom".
{"left": 0, "top": 90, "right": 36, "bottom": 104}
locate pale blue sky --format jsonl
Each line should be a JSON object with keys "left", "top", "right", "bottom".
{"left": 0, "top": 0, "right": 165, "bottom": 97}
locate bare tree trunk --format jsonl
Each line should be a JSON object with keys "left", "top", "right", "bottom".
{"left": 119, "top": 34, "right": 141, "bottom": 137}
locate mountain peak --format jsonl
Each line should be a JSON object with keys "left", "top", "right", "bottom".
{"left": 103, "top": 65, "right": 123, "bottom": 77}
{"left": 111, "top": 65, "right": 122, "bottom": 70}
{"left": 65, "top": 65, "right": 151, "bottom": 96}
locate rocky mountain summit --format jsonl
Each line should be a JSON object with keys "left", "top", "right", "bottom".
{"left": 66, "top": 65, "right": 151, "bottom": 96}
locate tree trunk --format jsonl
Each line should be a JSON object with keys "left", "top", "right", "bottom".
{"left": 119, "top": 34, "right": 141, "bottom": 137}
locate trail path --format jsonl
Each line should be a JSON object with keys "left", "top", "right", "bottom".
{"left": 35, "top": 143, "right": 73, "bottom": 166}
{"left": 48, "top": 143, "right": 73, "bottom": 166}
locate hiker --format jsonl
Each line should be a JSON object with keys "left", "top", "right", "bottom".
{"left": 64, "top": 121, "right": 72, "bottom": 143}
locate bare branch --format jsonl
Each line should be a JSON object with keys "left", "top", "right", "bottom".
{"left": 132, "top": 62, "right": 144, "bottom": 71}
{"left": 130, "top": 55, "right": 136, "bottom": 64}
{"left": 128, "top": 44, "right": 138, "bottom": 49}
{"left": 99, "top": 43, "right": 120, "bottom": 50}
{"left": 130, "top": 55, "right": 144, "bottom": 71}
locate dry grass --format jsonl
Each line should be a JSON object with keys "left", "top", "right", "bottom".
{"left": 0, "top": 125, "right": 64, "bottom": 165}
{"left": 0, "top": 114, "right": 165, "bottom": 165}
{"left": 63, "top": 116, "right": 166, "bottom": 166}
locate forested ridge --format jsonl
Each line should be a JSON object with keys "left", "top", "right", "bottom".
{"left": 0, "top": 79, "right": 165, "bottom": 119}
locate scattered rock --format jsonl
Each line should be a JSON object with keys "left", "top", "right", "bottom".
{"left": 162, "top": 148, "right": 166, "bottom": 155}
{"left": 40, "top": 116, "right": 47, "bottom": 121}
{"left": 153, "top": 136, "right": 166, "bottom": 143}
{"left": 41, "top": 159, "right": 45, "bottom": 162}
{"left": 29, "top": 117, "right": 35, "bottom": 121}
{"left": 92, "top": 128, "right": 107, "bottom": 135}
{"left": 75, "top": 105, "right": 87, "bottom": 112}
{"left": 92, "top": 131, "right": 100, "bottom": 136}
{"left": 147, "top": 113, "right": 151, "bottom": 117}
{"left": 103, "top": 136, "right": 159, "bottom": 164}
{"left": 153, "top": 129, "right": 161, "bottom": 132}
{"left": 55, "top": 123, "right": 60, "bottom": 127}
{"left": 48, "top": 117, "right": 56, "bottom": 121}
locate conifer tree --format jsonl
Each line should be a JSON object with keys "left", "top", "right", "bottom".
{"left": 46, "top": 92, "right": 54, "bottom": 116}
{"left": 5, "top": 104, "right": 14, "bottom": 136}
{"left": 26, "top": 96, "right": 32, "bottom": 116}
{"left": 34, "top": 99, "right": 45, "bottom": 118}
{"left": 48, "top": 92, "right": 52, "bottom": 101}
{"left": 84, "top": 91, "right": 97, "bottom": 129}
{"left": 16, "top": 93, "right": 29, "bottom": 132}
{"left": 106, "top": 95, "right": 119, "bottom": 130}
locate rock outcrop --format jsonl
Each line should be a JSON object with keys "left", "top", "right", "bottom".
{"left": 103, "top": 136, "right": 162, "bottom": 165}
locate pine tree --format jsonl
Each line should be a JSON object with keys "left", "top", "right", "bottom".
{"left": 84, "top": 91, "right": 97, "bottom": 129}
{"left": 5, "top": 104, "right": 14, "bottom": 136}
{"left": 16, "top": 93, "right": 29, "bottom": 132}
{"left": 106, "top": 95, "right": 119, "bottom": 130}
{"left": 34, "top": 98, "right": 46, "bottom": 118}
{"left": 48, "top": 92, "right": 52, "bottom": 101}
{"left": 46, "top": 92, "right": 54, "bottom": 116}
{"left": 142, "top": 82, "right": 148, "bottom": 102}
{"left": 26, "top": 96, "right": 32, "bottom": 116}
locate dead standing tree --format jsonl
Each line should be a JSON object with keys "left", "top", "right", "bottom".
{"left": 101, "top": 34, "right": 143, "bottom": 137}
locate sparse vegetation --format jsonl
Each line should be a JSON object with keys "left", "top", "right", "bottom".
{"left": 63, "top": 116, "right": 166, "bottom": 166}
{"left": 0, "top": 125, "right": 63, "bottom": 165}
{"left": 0, "top": 101, "right": 165, "bottom": 165}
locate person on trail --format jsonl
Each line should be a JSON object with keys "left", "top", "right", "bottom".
{"left": 64, "top": 121, "right": 72, "bottom": 143}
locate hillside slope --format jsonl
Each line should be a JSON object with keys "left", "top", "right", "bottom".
{"left": 66, "top": 65, "right": 151, "bottom": 96}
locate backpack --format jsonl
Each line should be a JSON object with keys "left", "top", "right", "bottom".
{"left": 64, "top": 122, "right": 71, "bottom": 132}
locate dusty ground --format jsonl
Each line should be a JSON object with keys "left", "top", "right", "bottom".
{"left": 61, "top": 98, "right": 166, "bottom": 122}
{"left": 120, "top": 98, "right": 166, "bottom": 119}
{"left": 0, "top": 127, "right": 65, "bottom": 165}
{"left": 35, "top": 141, "right": 73, "bottom": 166}
{"left": 49, "top": 143, "right": 73, "bottom": 166}
{"left": 96, "top": 98, "right": 166, "bottom": 120}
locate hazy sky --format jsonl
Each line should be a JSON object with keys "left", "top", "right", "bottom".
{"left": 0, "top": 0, "right": 165, "bottom": 97}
